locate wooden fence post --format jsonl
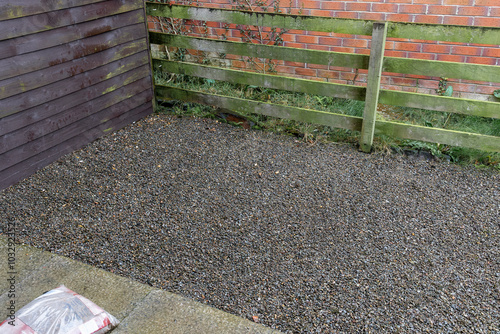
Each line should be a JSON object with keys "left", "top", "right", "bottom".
{"left": 359, "top": 22, "right": 388, "bottom": 153}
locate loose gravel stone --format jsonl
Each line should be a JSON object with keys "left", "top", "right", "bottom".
{"left": 1, "top": 114, "right": 499, "bottom": 333}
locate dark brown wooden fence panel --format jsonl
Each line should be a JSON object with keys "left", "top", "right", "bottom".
{"left": 0, "top": 0, "right": 154, "bottom": 190}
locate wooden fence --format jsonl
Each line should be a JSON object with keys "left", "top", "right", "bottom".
{"left": 147, "top": 3, "right": 500, "bottom": 153}
{"left": 0, "top": 0, "right": 155, "bottom": 190}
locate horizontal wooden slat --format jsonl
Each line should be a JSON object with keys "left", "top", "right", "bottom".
{"left": 154, "top": 59, "right": 366, "bottom": 100}
{"left": 0, "top": 0, "right": 143, "bottom": 41}
{"left": 0, "top": 103, "right": 152, "bottom": 190}
{"left": 0, "top": 15, "right": 146, "bottom": 79}
{"left": 0, "top": 57, "right": 150, "bottom": 118}
{"left": 387, "top": 22, "right": 500, "bottom": 45}
{"left": 149, "top": 32, "right": 369, "bottom": 69}
{"left": 0, "top": 79, "right": 152, "bottom": 154}
{"left": 1, "top": 45, "right": 149, "bottom": 100}
{"left": 146, "top": 3, "right": 373, "bottom": 36}
{"left": 0, "top": 0, "right": 105, "bottom": 21}
{"left": 375, "top": 121, "right": 500, "bottom": 152}
{"left": 378, "top": 90, "right": 500, "bottom": 119}
{"left": 0, "top": 11, "right": 145, "bottom": 60}
{"left": 0, "top": 73, "right": 151, "bottom": 136}
{"left": 146, "top": 3, "right": 500, "bottom": 44}
{"left": 383, "top": 57, "right": 500, "bottom": 84}
{"left": 0, "top": 91, "right": 152, "bottom": 172}
{"left": 156, "top": 85, "right": 363, "bottom": 131}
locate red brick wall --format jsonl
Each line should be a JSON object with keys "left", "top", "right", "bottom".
{"left": 149, "top": 0, "right": 500, "bottom": 100}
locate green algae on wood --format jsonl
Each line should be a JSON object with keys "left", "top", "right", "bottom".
{"left": 156, "top": 85, "right": 363, "bottom": 131}
{"left": 375, "top": 121, "right": 500, "bottom": 152}
{"left": 384, "top": 57, "right": 500, "bottom": 84}
{"left": 149, "top": 32, "right": 369, "bottom": 69}
{"left": 146, "top": 3, "right": 373, "bottom": 36}
{"left": 379, "top": 90, "right": 500, "bottom": 119}
{"left": 153, "top": 59, "right": 366, "bottom": 101}
{"left": 360, "top": 22, "right": 387, "bottom": 153}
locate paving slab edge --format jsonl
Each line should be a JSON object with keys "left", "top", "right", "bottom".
{"left": 0, "top": 235, "right": 282, "bottom": 334}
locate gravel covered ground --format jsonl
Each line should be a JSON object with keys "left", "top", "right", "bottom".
{"left": 1, "top": 114, "right": 499, "bottom": 333}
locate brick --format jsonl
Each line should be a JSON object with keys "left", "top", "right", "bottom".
{"left": 331, "top": 46, "right": 356, "bottom": 53}
{"left": 231, "top": 60, "right": 247, "bottom": 68}
{"left": 422, "top": 44, "right": 451, "bottom": 54}
{"left": 318, "top": 37, "right": 342, "bottom": 46}
{"left": 310, "top": 9, "right": 332, "bottom": 16}
{"left": 284, "top": 60, "right": 305, "bottom": 67}
{"left": 458, "top": 6, "right": 488, "bottom": 16}
{"left": 334, "top": 11, "right": 358, "bottom": 19}
{"left": 385, "top": 50, "right": 407, "bottom": 58}
{"left": 428, "top": 5, "right": 457, "bottom": 15}
{"left": 413, "top": 0, "right": 440, "bottom": 3}
{"left": 301, "top": 0, "right": 321, "bottom": 9}
{"left": 384, "top": 0, "right": 412, "bottom": 2}
{"left": 394, "top": 42, "right": 422, "bottom": 52}
{"left": 452, "top": 46, "right": 482, "bottom": 56}
{"left": 399, "top": 4, "right": 426, "bottom": 14}
{"left": 475, "top": 85, "right": 497, "bottom": 95}
{"left": 340, "top": 72, "right": 356, "bottom": 81}
{"left": 385, "top": 41, "right": 395, "bottom": 49}
{"left": 437, "top": 54, "right": 466, "bottom": 62}
{"left": 386, "top": 14, "right": 413, "bottom": 22}
{"left": 491, "top": 8, "right": 500, "bottom": 17}
{"left": 295, "top": 67, "right": 317, "bottom": 76}
{"left": 343, "top": 38, "right": 368, "bottom": 48}
{"left": 414, "top": 15, "right": 444, "bottom": 24}
{"left": 372, "top": 3, "right": 398, "bottom": 12}
{"left": 317, "top": 70, "right": 340, "bottom": 79}
{"left": 307, "top": 44, "right": 330, "bottom": 51}
{"left": 406, "top": 74, "right": 431, "bottom": 79}
{"left": 355, "top": 48, "right": 371, "bottom": 55}
{"left": 466, "top": 56, "right": 497, "bottom": 65}
{"left": 205, "top": 21, "right": 221, "bottom": 28}
{"left": 474, "top": 17, "right": 500, "bottom": 27}
{"left": 283, "top": 42, "right": 306, "bottom": 48}
{"left": 443, "top": 0, "right": 473, "bottom": 4}
{"left": 391, "top": 77, "right": 418, "bottom": 86}
{"left": 359, "top": 12, "right": 386, "bottom": 21}
{"left": 474, "top": 0, "right": 498, "bottom": 5}
{"left": 280, "top": 33, "right": 295, "bottom": 43}
{"left": 274, "top": 65, "right": 296, "bottom": 74}
{"left": 296, "top": 35, "right": 318, "bottom": 43}
{"left": 345, "top": 2, "right": 371, "bottom": 11}
{"left": 408, "top": 52, "right": 436, "bottom": 60}
{"left": 482, "top": 48, "right": 500, "bottom": 58}
{"left": 443, "top": 16, "right": 474, "bottom": 26}
{"left": 449, "top": 83, "right": 477, "bottom": 93}
{"left": 307, "top": 63, "right": 329, "bottom": 70}
{"left": 418, "top": 79, "right": 439, "bottom": 89}
{"left": 320, "top": 2, "right": 345, "bottom": 10}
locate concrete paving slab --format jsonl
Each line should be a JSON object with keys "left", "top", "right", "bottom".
{"left": 114, "top": 289, "right": 281, "bottom": 334}
{"left": 0, "top": 236, "right": 282, "bottom": 333}
{"left": 0, "top": 240, "right": 54, "bottom": 293}
{"left": 0, "top": 243, "right": 153, "bottom": 321}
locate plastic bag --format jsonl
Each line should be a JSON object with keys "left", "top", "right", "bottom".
{"left": 0, "top": 285, "right": 119, "bottom": 334}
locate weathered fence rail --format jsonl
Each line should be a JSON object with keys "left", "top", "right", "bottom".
{"left": 147, "top": 3, "right": 500, "bottom": 153}
{"left": 0, "top": 0, "right": 155, "bottom": 190}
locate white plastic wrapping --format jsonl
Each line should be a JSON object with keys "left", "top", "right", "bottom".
{"left": 0, "top": 285, "right": 119, "bottom": 334}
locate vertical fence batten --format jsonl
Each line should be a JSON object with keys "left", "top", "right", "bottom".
{"left": 360, "top": 22, "right": 388, "bottom": 153}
